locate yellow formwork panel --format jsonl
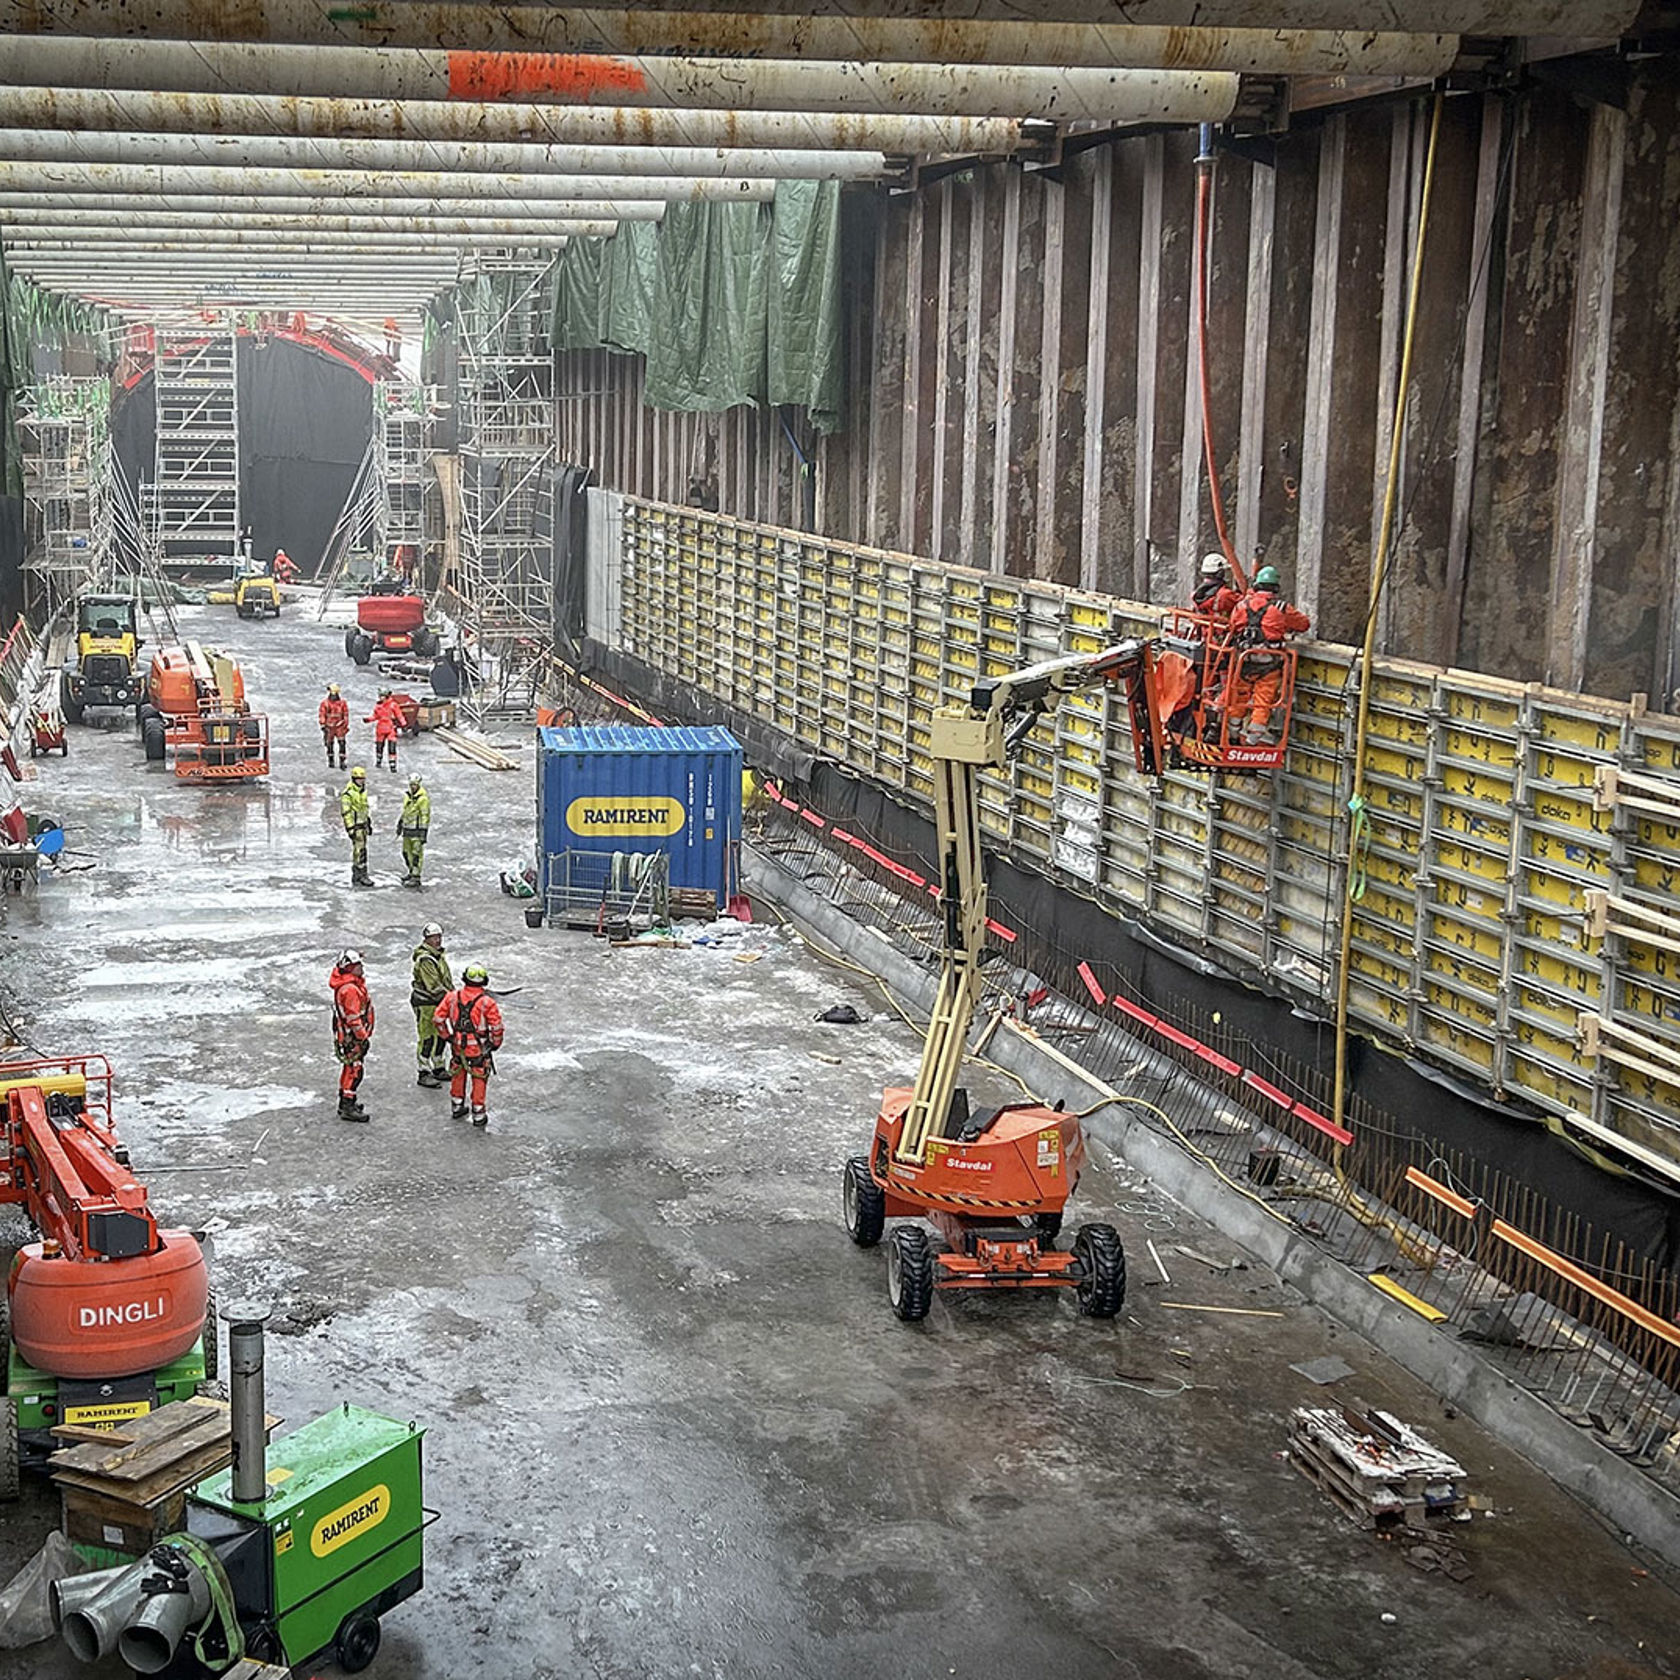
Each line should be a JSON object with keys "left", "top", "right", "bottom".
{"left": 617, "top": 501, "right": 1680, "bottom": 1165}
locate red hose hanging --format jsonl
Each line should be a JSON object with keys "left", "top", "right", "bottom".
{"left": 1194, "top": 129, "right": 1246, "bottom": 590}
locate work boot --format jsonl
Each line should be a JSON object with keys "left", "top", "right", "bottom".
{"left": 451, "top": 1099, "right": 469, "bottom": 1120}
{"left": 417, "top": 1068, "right": 443, "bottom": 1088}
{"left": 337, "top": 1095, "right": 369, "bottom": 1123}
{"left": 471, "top": 1107, "right": 488, "bottom": 1129}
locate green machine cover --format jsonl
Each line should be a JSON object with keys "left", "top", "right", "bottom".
{"left": 192, "top": 1402, "right": 425, "bottom": 1664}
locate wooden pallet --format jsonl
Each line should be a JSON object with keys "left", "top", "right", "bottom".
{"left": 1289, "top": 1405, "right": 1469, "bottom": 1531}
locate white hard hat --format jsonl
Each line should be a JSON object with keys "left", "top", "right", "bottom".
{"left": 339, "top": 948, "right": 363, "bottom": 969}
{"left": 1200, "top": 553, "right": 1227, "bottom": 576}
{"left": 422, "top": 922, "right": 442, "bottom": 939}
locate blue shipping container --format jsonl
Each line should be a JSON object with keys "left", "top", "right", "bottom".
{"left": 536, "top": 725, "right": 743, "bottom": 907}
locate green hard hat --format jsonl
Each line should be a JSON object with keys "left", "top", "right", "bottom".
{"left": 464, "top": 963, "right": 489, "bottom": 985}
{"left": 1254, "top": 565, "right": 1281, "bottom": 589}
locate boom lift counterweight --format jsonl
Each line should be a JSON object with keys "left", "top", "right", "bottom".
{"left": 844, "top": 645, "right": 1139, "bottom": 1321}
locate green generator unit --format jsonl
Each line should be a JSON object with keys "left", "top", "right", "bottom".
{"left": 53, "top": 1400, "right": 426, "bottom": 1675}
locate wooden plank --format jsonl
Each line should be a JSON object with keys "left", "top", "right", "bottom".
{"left": 988, "top": 166, "right": 1023, "bottom": 577}
{"left": 1080, "top": 145, "right": 1114, "bottom": 593}
{"left": 1234, "top": 155, "right": 1275, "bottom": 569}
{"left": 1296, "top": 111, "right": 1345, "bottom": 624}
{"left": 1133, "top": 134, "right": 1165, "bottom": 602}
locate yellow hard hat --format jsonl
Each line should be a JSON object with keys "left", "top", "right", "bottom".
{"left": 351, "top": 766, "right": 367, "bottom": 780}
{"left": 327, "top": 683, "right": 340, "bottom": 696}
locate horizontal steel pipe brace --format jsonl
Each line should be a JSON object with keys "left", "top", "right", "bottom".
{"left": 0, "top": 192, "right": 665, "bottom": 221}
{"left": 0, "top": 5, "right": 1471, "bottom": 76}
{"left": 0, "top": 161, "right": 774, "bottom": 201}
{"left": 0, "top": 129, "right": 887, "bottom": 181}
{"left": 9, "top": 232, "right": 568, "bottom": 249}
{"left": 0, "top": 40, "right": 1236, "bottom": 124}
{"left": 3, "top": 211, "right": 617, "bottom": 237}
{"left": 0, "top": 79, "right": 1033, "bottom": 156}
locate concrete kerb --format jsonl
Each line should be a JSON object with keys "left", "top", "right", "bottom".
{"left": 745, "top": 841, "right": 1680, "bottom": 1573}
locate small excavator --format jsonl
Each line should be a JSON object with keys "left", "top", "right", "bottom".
{"left": 843, "top": 644, "right": 1141, "bottom": 1321}
{"left": 1, "top": 1055, "right": 213, "bottom": 1495}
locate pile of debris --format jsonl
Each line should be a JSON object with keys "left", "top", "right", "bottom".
{"left": 1289, "top": 1405, "right": 1469, "bottom": 1532}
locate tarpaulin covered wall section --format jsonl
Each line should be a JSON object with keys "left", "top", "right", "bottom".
{"left": 113, "top": 336, "right": 372, "bottom": 575}
{"left": 553, "top": 182, "right": 843, "bottom": 434}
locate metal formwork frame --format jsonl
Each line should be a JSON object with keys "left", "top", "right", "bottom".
{"left": 148, "top": 324, "right": 239, "bottom": 562}
{"left": 612, "top": 496, "right": 1680, "bottom": 1178}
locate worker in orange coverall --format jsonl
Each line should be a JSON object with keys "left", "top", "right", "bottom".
{"left": 434, "top": 963, "right": 504, "bottom": 1129}
{"left": 1220, "top": 565, "right": 1311, "bottom": 744}
{"left": 330, "top": 948, "right": 375, "bottom": 1123}
{"left": 271, "top": 548, "right": 299, "bottom": 585}
{"left": 319, "top": 683, "right": 349, "bottom": 769}
{"left": 366, "top": 689, "right": 403, "bottom": 773}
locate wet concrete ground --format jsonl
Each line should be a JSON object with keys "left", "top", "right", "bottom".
{"left": 1, "top": 602, "right": 1677, "bottom": 1680}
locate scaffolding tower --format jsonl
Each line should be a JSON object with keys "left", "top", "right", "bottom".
{"left": 146, "top": 325, "right": 240, "bottom": 567}
{"left": 456, "top": 255, "right": 557, "bottom": 671}
{"left": 374, "top": 381, "right": 431, "bottom": 572}
{"left": 18, "top": 378, "right": 113, "bottom": 614}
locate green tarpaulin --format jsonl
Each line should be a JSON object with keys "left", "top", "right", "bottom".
{"left": 553, "top": 180, "right": 843, "bottom": 433}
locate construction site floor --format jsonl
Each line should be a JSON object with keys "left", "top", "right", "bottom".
{"left": 0, "top": 604, "right": 1676, "bottom": 1680}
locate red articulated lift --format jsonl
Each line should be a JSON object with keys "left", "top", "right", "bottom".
{"left": 843, "top": 645, "right": 1139, "bottom": 1322}
{"left": 1, "top": 1056, "right": 212, "bottom": 1493}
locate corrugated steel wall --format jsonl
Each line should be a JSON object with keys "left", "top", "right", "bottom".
{"left": 557, "top": 66, "right": 1680, "bottom": 708}
{"left": 606, "top": 496, "right": 1680, "bottom": 1177}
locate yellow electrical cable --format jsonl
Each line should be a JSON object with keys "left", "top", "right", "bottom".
{"left": 1331, "top": 93, "right": 1445, "bottom": 1140}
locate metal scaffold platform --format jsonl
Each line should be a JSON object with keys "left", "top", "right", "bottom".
{"left": 145, "top": 324, "right": 240, "bottom": 569}
{"left": 375, "top": 380, "right": 430, "bottom": 573}
{"left": 17, "top": 377, "right": 112, "bottom": 615}
{"left": 453, "top": 251, "right": 557, "bottom": 720}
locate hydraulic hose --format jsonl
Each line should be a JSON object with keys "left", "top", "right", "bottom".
{"left": 1330, "top": 94, "right": 1445, "bottom": 1138}
{"left": 1194, "top": 122, "right": 1244, "bottom": 587}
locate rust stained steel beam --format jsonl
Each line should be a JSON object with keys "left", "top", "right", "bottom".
{"left": 2, "top": 214, "right": 614, "bottom": 238}
{"left": 1, "top": 209, "right": 631, "bottom": 235}
{"left": 0, "top": 75, "right": 1035, "bottom": 156}
{"left": 0, "top": 40, "right": 1241, "bottom": 125}
{"left": 0, "top": 129, "right": 886, "bottom": 180}
{"left": 0, "top": 192, "right": 665, "bottom": 221}
{"left": 0, "top": 162, "right": 777, "bottom": 201}
{"left": 7, "top": 230, "right": 577, "bottom": 249}
{"left": 0, "top": 4, "right": 1471, "bottom": 76}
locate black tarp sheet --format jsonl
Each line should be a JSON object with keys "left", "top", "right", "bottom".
{"left": 113, "top": 336, "right": 372, "bottom": 572}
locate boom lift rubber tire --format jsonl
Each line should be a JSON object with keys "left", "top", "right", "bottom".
{"left": 351, "top": 634, "right": 373, "bottom": 666}
{"left": 142, "top": 716, "right": 167, "bottom": 762}
{"left": 1071, "top": 1224, "right": 1127, "bottom": 1319}
{"left": 843, "top": 1156, "right": 885, "bottom": 1247}
{"left": 0, "top": 1400, "right": 17, "bottom": 1502}
{"left": 414, "top": 627, "right": 440, "bottom": 657}
{"left": 343, "top": 627, "right": 360, "bottom": 658}
{"left": 335, "top": 1610, "right": 381, "bottom": 1673}
{"left": 60, "top": 676, "right": 84, "bottom": 726}
{"left": 886, "top": 1226, "right": 935, "bottom": 1322}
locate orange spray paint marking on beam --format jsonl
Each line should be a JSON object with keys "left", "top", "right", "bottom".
{"left": 447, "top": 53, "right": 649, "bottom": 102}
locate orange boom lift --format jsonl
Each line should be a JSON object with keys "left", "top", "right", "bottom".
{"left": 842, "top": 646, "right": 1138, "bottom": 1322}
{"left": 1, "top": 1057, "right": 212, "bottom": 1493}
{"left": 139, "top": 642, "right": 269, "bottom": 782}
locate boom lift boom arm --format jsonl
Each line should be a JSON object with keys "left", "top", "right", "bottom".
{"left": 897, "top": 641, "right": 1146, "bottom": 1166}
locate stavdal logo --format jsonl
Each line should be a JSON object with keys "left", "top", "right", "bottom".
{"left": 311, "top": 1484, "right": 390, "bottom": 1557}
{"left": 566, "top": 796, "right": 685, "bottom": 838}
